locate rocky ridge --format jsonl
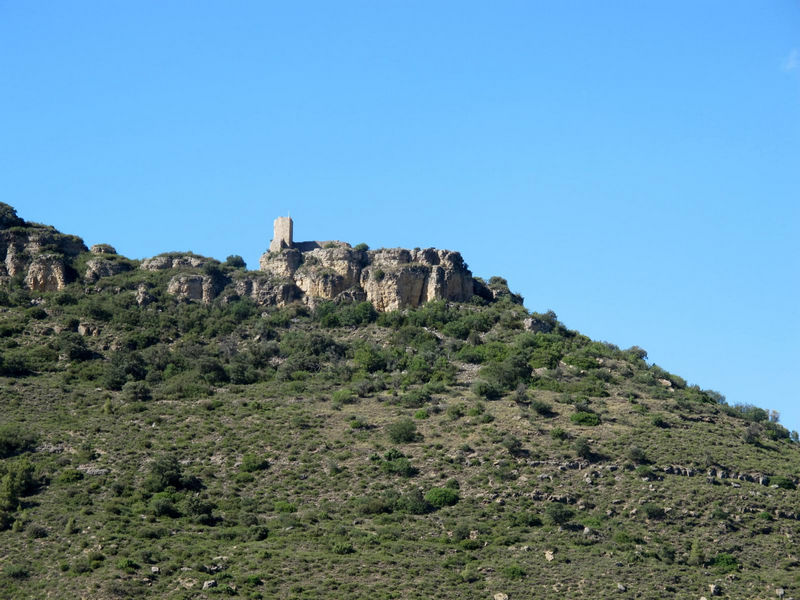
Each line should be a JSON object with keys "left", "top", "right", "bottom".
{"left": 0, "top": 203, "right": 514, "bottom": 311}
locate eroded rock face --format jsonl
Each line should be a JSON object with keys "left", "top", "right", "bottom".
{"left": 84, "top": 258, "right": 132, "bottom": 283}
{"left": 141, "top": 254, "right": 208, "bottom": 271}
{"left": 167, "top": 274, "right": 222, "bottom": 304}
{"left": 90, "top": 244, "right": 117, "bottom": 254}
{"left": 259, "top": 246, "right": 473, "bottom": 311}
{"left": 24, "top": 255, "right": 70, "bottom": 291}
{"left": 233, "top": 273, "right": 303, "bottom": 307}
{"left": 0, "top": 207, "right": 87, "bottom": 290}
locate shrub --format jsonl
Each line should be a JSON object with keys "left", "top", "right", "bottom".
{"left": 122, "top": 381, "right": 151, "bottom": 402}
{"left": 503, "top": 564, "right": 526, "bottom": 580}
{"left": 531, "top": 399, "right": 554, "bottom": 417}
{"left": 650, "top": 415, "right": 669, "bottom": 428}
{"left": 224, "top": 255, "right": 246, "bottom": 269}
{"left": 0, "top": 426, "right": 36, "bottom": 458}
{"left": 545, "top": 503, "right": 574, "bottom": 525}
{"left": 770, "top": 476, "right": 796, "bottom": 490}
{"left": 381, "top": 450, "right": 417, "bottom": 477}
{"left": 353, "top": 243, "right": 369, "bottom": 251}
{"left": 711, "top": 552, "right": 739, "bottom": 573}
{"left": 273, "top": 501, "right": 297, "bottom": 513}
{"left": 144, "top": 454, "right": 186, "bottom": 492}
{"left": 550, "top": 427, "right": 568, "bottom": 440}
{"left": 241, "top": 453, "right": 269, "bottom": 473}
{"left": 570, "top": 411, "right": 600, "bottom": 426}
{"left": 424, "top": 487, "right": 459, "bottom": 508}
{"left": 641, "top": 503, "right": 665, "bottom": 520}
{"left": 574, "top": 437, "right": 592, "bottom": 460}
{"left": 501, "top": 434, "right": 523, "bottom": 456}
{"left": 387, "top": 418, "right": 417, "bottom": 444}
{"left": 472, "top": 379, "right": 502, "bottom": 400}
{"left": 332, "top": 389, "right": 357, "bottom": 405}
{"left": 627, "top": 446, "right": 647, "bottom": 464}
{"left": 332, "top": 542, "right": 355, "bottom": 555}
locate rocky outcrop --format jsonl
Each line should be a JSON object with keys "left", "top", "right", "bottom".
{"left": 232, "top": 273, "right": 303, "bottom": 307}
{"left": 141, "top": 254, "right": 208, "bottom": 271}
{"left": 90, "top": 243, "right": 117, "bottom": 254}
{"left": 166, "top": 274, "right": 223, "bottom": 304}
{"left": 84, "top": 258, "right": 132, "bottom": 283}
{"left": 0, "top": 204, "right": 87, "bottom": 290}
{"left": 259, "top": 245, "right": 474, "bottom": 311}
{"left": 24, "top": 254, "right": 70, "bottom": 291}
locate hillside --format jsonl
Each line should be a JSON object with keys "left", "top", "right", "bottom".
{"left": 0, "top": 203, "right": 798, "bottom": 600}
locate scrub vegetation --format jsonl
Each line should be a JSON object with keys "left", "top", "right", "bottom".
{"left": 1, "top": 229, "right": 799, "bottom": 599}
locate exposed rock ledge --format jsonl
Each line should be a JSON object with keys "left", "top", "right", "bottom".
{"left": 259, "top": 246, "right": 475, "bottom": 311}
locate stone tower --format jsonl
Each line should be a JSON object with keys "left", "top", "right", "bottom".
{"left": 270, "top": 216, "right": 293, "bottom": 252}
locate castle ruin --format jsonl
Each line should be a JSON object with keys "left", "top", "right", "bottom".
{"left": 269, "top": 216, "right": 293, "bottom": 252}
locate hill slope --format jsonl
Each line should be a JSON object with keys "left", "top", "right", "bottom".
{"left": 0, "top": 204, "right": 798, "bottom": 599}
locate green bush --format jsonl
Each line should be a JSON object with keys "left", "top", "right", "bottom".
{"left": 711, "top": 552, "right": 739, "bottom": 573}
{"left": 545, "top": 503, "right": 574, "bottom": 525}
{"left": 241, "top": 453, "right": 269, "bottom": 473}
{"left": 570, "top": 411, "right": 600, "bottom": 426}
{"left": 424, "top": 487, "right": 459, "bottom": 508}
{"left": 332, "top": 388, "right": 357, "bottom": 405}
{"left": 387, "top": 418, "right": 417, "bottom": 444}
{"left": 0, "top": 426, "right": 36, "bottom": 458}
{"left": 641, "top": 503, "right": 665, "bottom": 520}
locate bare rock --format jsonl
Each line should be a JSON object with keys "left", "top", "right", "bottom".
{"left": 202, "top": 580, "right": 217, "bottom": 590}
{"left": 167, "top": 274, "right": 223, "bottom": 304}
{"left": 709, "top": 583, "right": 721, "bottom": 596}
{"left": 259, "top": 248, "right": 303, "bottom": 278}
{"left": 259, "top": 244, "right": 473, "bottom": 311}
{"left": 493, "top": 594, "right": 509, "bottom": 600}
{"left": 24, "top": 254, "right": 69, "bottom": 291}
{"left": 140, "top": 254, "right": 208, "bottom": 271}
{"left": 233, "top": 273, "right": 303, "bottom": 307}
{"left": 90, "top": 243, "right": 117, "bottom": 254}
{"left": 135, "top": 284, "right": 155, "bottom": 306}
{"left": 84, "top": 258, "right": 131, "bottom": 283}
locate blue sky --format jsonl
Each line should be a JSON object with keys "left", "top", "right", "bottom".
{"left": 2, "top": 2, "right": 799, "bottom": 429}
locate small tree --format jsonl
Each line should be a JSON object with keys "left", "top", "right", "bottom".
{"left": 387, "top": 418, "right": 417, "bottom": 444}
{"left": 224, "top": 255, "right": 246, "bottom": 269}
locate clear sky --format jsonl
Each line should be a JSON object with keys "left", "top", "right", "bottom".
{"left": 2, "top": 2, "right": 799, "bottom": 429}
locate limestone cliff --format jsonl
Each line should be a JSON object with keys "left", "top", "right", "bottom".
{"left": 0, "top": 203, "right": 87, "bottom": 291}
{"left": 259, "top": 245, "right": 474, "bottom": 311}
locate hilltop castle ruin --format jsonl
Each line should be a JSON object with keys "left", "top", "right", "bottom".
{"left": 258, "top": 215, "right": 486, "bottom": 311}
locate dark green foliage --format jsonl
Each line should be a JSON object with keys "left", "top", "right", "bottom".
{"left": 424, "top": 487, "right": 459, "bottom": 508}
{"left": 545, "top": 503, "right": 574, "bottom": 525}
{"left": 386, "top": 418, "right": 418, "bottom": 443}
{"left": 641, "top": 503, "right": 665, "bottom": 520}
{"left": 0, "top": 426, "right": 36, "bottom": 458}
{"left": 574, "top": 437, "right": 592, "bottom": 460}
{"left": 240, "top": 453, "right": 269, "bottom": 473}
{"left": 144, "top": 454, "right": 198, "bottom": 493}
{"left": 570, "top": 411, "right": 600, "bottom": 426}
{"left": 224, "top": 255, "right": 246, "bottom": 269}
{"left": 122, "top": 381, "right": 151, "bottom": 402}
{"left": 770, "top": 476, "right": 796, "bottom": 490}
{"left": 711, "top": 553, "right": 739, "bottom": 573}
